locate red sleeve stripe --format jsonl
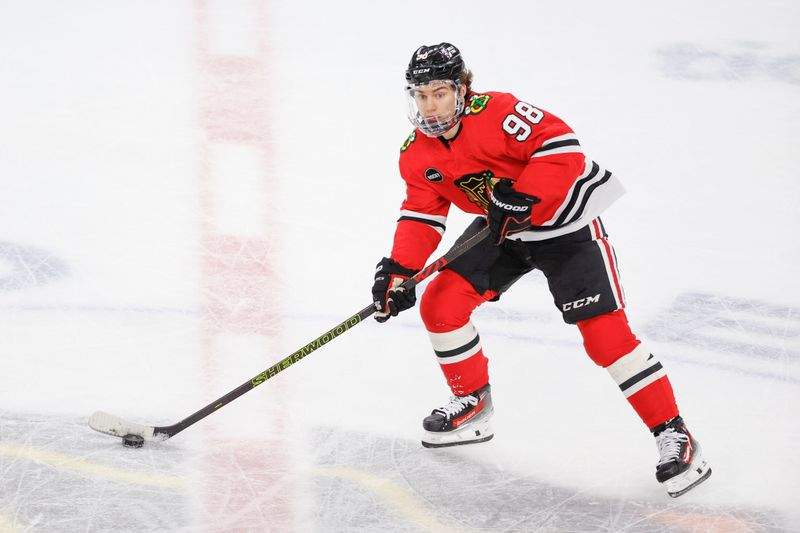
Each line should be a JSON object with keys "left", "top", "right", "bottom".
{"left": 531, "top": 133, "right": 582, "bottom": 158}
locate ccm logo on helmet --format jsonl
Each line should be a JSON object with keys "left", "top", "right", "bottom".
{"left": 491, "top": 196, "right": 530, "bottom": 212}
{"left": 562, "top": 294, "right": 600, "bottom": 311}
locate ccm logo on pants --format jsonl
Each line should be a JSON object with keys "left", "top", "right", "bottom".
{"left": 563, "top": 294, "right": 600, "bottom": 311}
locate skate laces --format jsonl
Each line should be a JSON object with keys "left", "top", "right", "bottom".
{"left": 655, "top": 428, "right": 689, "bottom": 466}
{"left": 435, "top": 394, "right": 478, "bottom": 419}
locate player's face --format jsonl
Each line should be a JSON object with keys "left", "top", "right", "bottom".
{"left": 413, "top": 82, "right": 456, "bottom": 120}
{"left": 405, "top": 80, "right": 467, "bottom": 137}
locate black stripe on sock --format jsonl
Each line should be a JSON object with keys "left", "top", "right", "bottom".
{"left": 435, "top": 334, "right": 481, "bottom": 359}
{"left": 619, "top": 362, "right": 663, "bottom": 392}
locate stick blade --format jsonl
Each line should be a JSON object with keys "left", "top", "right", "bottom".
{"left": 89, "top": 411, "right": 156, "bottom": 440}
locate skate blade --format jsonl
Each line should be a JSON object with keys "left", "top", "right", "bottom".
{"left": 422, "top": 433, "right": 494, "bottom": 449}
{"left": 664, "top": 452, "right": 712, "bottom": 498}
{"left": 421, "top": 418, "right": 494, "bottom": 449}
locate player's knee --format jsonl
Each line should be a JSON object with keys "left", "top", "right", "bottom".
{"left": 420, "top": 270, "right": 481, "bottom": 332}
{"left": 577, "top": 309, "right": 640, "bottom": 367}
{"left": 420, "top": 283, "right": 458, "bottom": 331}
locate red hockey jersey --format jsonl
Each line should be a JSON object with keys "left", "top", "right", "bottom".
{"left": 391, "top": 91, "right": 625, "bottom": 270}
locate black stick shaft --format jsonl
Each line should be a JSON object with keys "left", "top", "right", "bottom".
{"left": 154, "top": 225, "right": 490, "bottom": 439}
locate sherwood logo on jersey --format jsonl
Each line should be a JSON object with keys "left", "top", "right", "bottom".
{"left": 562, "top": 294, "right": 601, "bottom": 311}
{"left": 455, "top": 170, "right": 498, "bottom": 212}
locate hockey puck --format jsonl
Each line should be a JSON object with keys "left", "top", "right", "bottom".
{"left": 122, "top": 434, "right": 145, "bottom": 448}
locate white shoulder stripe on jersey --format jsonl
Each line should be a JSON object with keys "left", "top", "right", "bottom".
{"left": 541, "top": 133, "right": 579, "bottom": 146}
{"left": 531, "top": 133, "right": 582, "bottom": 159}
{"left": 531, "top": 145, "right": 583, "bottom": 158}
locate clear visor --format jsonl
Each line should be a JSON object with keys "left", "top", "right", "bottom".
{"left": 405, "top": 80, "right": 464, "bottom": 137}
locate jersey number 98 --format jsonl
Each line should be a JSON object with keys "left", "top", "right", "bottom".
{"left": 502, "top": 101, "right": 544, "bottom": 142}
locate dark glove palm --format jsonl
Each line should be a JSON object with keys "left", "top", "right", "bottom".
{"left": 372, "top": 257, "right": 417, "bottom": 323}
{"left": 487, "top": 179, "right": 541, "bottom": 245}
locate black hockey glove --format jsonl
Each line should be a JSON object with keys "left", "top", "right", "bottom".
{"left": 487, "top": 179, "right": 541, "bottom": 245}
{"left": 372, "top": 257, "right": 417, "bottom": 323}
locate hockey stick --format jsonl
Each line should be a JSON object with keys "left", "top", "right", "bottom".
{"left": 89, "top": 225, "right": 491, "bottom": 443}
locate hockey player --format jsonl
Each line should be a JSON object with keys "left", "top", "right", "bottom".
{"left": 370, "top": 42, "right": 711, "bottom": 497}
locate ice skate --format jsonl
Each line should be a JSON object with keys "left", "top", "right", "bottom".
{"left": 421, "top": 383, "right": 494, "bottom": 448}
{"left": 653, "top": 416, "right": 712, "bottom": 497}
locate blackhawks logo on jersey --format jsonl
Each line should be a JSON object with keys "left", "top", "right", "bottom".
{"left": 455, "top": 170, "right": 499, "bottom": 212}
{"left": 463, "top": 93, "right": 491, "bottom": 116}
{"left": 400, "top": 130, "right": 416, "bottom": 153}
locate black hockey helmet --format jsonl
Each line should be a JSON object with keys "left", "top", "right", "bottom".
{"left": 405, "top": 43, "right": 465, "bottom": 85}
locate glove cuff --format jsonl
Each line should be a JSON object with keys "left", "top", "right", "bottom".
{"left": 375, "top": 257, "right": 417, "bottom": 278}
{"left": 492, "top": 179, "right": 541, "bottom": 207}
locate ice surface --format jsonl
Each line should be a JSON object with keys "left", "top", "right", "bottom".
{"left": 1, "top": 0, "right": 799, "bottom": 531}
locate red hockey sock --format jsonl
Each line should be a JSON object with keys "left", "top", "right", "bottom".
{"left": 420, "top": 270, "right": 495, "bottom": 396}
{"left": 578, "top": 310, "right": 678, "bottom": 428}
{"left": 438, "top": 348, "right": 489, "bottom": 397}
{"left": 577, "top": 309, "right": 641, "bottom": 366}
{"left": 627, "top": 376, "right": 679, "bottom": 429}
